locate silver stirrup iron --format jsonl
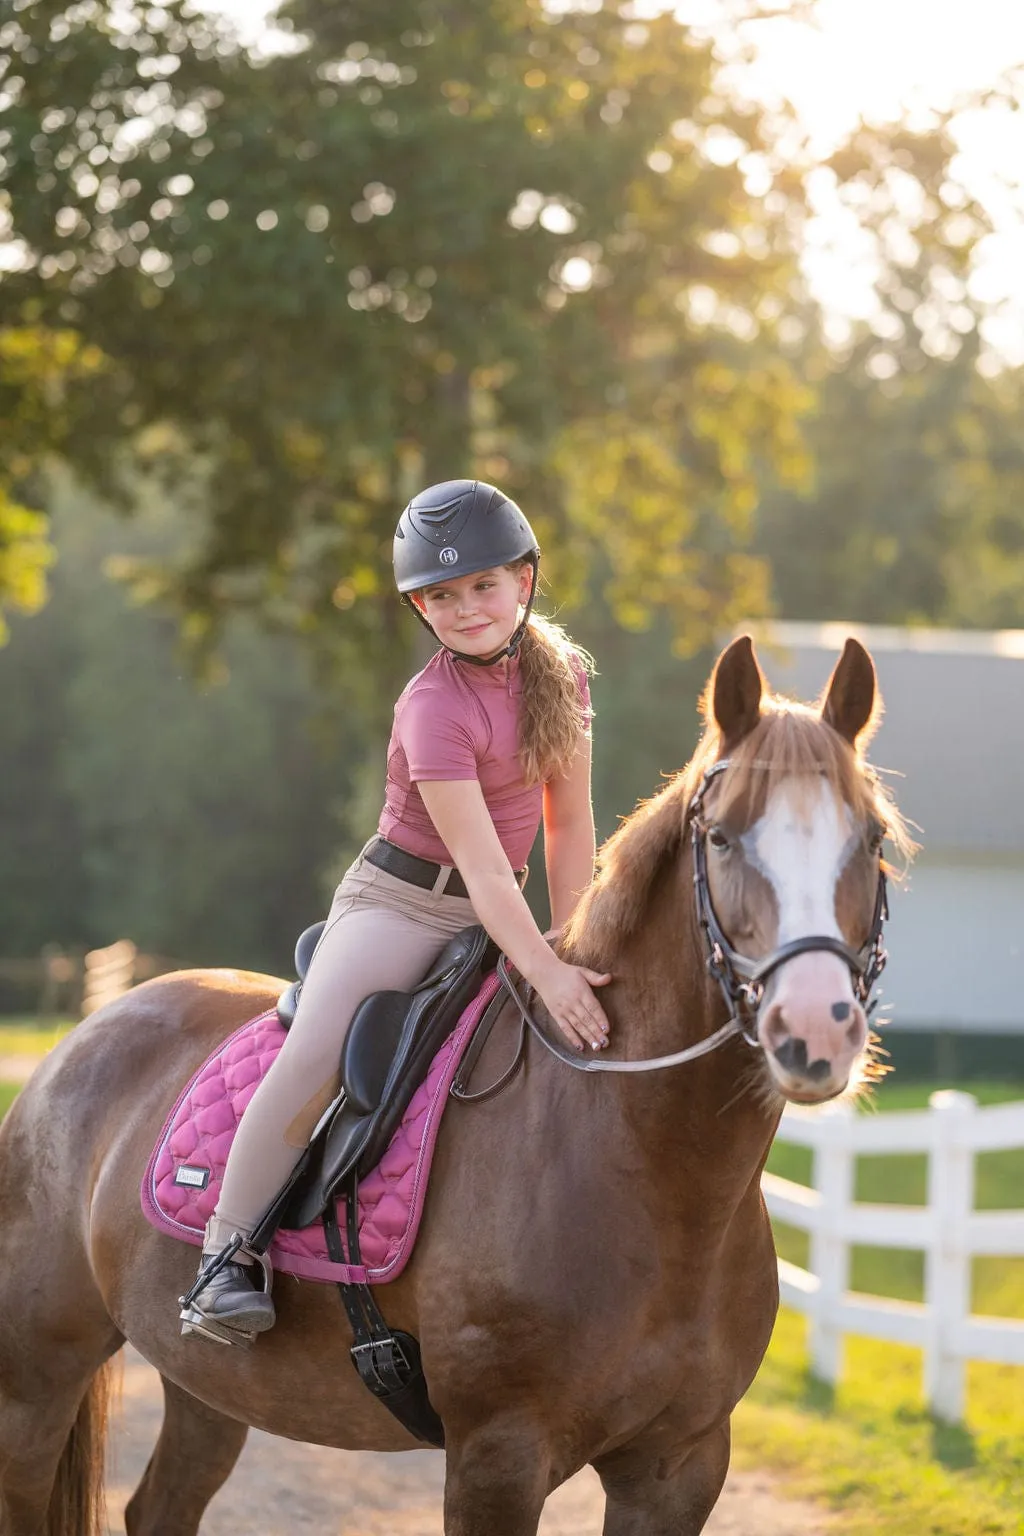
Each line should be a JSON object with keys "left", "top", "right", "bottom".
{"left": 178, "top": 1234, "right": 274, "bottom": 1346}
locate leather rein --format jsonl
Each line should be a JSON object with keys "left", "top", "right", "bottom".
{"left": 480, "top": 757, "right": 890, "bottom": 1082}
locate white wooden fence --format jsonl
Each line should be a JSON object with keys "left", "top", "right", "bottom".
{"left": 80, "top": 940, "right": 139, "bottom": 1017}
{"left": 763, "top": 1091, "right": 1024, "bottom": 1422}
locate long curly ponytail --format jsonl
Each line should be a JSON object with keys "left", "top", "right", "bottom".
{"left": 516, "top": 614, "right": 594, "bottom": 786}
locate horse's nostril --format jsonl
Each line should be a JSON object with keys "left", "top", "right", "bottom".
{"left": 773, "top": 1036, "right": 808, "bottom": 1074}
{"left": 831, "top": 1001, "right": 851, "bottom": 1022}
{"left": 774, "top": 1036, "right": 833, "bottom": 1082}
{"left": 759, "top": 1004, "right": 789, "bottom": 1055}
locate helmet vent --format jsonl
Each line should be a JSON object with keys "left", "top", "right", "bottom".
{"left": 416, "top": 498, "right": 464, "bottom": 528}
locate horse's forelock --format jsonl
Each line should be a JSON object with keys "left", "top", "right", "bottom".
{"left": 714, "top": 702, "right": 911, "bottom": 865}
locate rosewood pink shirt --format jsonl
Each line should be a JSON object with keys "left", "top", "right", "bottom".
{"left": 377, "top": 648, "right": 591, "bottom": 872}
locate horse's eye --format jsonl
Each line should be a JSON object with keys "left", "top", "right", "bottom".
{"left": 708, "top": 826, "right": 731, "bottom": 853}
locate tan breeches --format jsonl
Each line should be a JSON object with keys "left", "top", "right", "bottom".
{"left": 207, "top": 845, "right": 476, "bottom": 1251}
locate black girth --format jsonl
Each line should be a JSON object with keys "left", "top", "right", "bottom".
{"left": 321, "top": 1177, "right": 444, "bottom": 1447}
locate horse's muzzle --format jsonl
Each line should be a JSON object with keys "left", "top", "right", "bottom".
{"left": 757, "top": 950, "right": 868, "bottom": 1101}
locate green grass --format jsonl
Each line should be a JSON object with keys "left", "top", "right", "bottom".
{"left": 0, "top": 1022, "right": 69, "bottom": 1118}
{"left": 736, "top": 1079, "right": 1024, "bottom": 1533}
{"left": 0, "top": 1018, "right": 74, "bottom": 1055}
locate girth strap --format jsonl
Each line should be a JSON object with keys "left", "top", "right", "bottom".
{"left": 323, "top": 1179, "right": 445, "bottom": 1448}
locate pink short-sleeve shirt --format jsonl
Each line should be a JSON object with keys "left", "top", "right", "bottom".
{"left": 377, "top": 647, "right": 591, "bottom": 871}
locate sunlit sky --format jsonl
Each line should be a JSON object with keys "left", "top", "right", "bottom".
{"left": 205, "top": 0, "right": 1024, "bottom": 358}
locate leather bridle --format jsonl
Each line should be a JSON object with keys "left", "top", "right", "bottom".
{"left": 690, "top": 759, "right": 889, "bottom": 1047}
{"left": 489, "top": 757, "right": 889, "bottom": 1078}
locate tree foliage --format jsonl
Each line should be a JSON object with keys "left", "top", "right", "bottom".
{"left": 755, "top": 111, "right": 1024, "bottom": 629}
{"left": 0, "top": 471, "right": 351, "bottom": 970}
{"left": 0, "top": 323, "right": 104, "bottom": 637}
{"left": 1, "top": 0, "right": 815, "bottom": 663}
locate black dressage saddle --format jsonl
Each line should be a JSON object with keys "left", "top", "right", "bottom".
{"left": 251, "top": 920, "right": 497, "bottom": 1242}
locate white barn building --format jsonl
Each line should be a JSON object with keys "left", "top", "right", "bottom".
{"left": 746, "top": 622, "right": 1024, "bottom": 1072}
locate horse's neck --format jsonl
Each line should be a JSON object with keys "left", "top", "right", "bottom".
{"left": 596, "top": 885, "right": 779, "bottom": 1201}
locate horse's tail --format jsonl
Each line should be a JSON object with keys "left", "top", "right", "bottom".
{"left": 45, "top": 1357, "right": 118, "bottom": 1536}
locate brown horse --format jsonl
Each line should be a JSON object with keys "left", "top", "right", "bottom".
{"left": 0, "top": 635, "right": 909, "bottom": 1536}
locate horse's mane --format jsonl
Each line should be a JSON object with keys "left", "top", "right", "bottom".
{"left": 564, "top": 692, "right": 914, "bottom": 968}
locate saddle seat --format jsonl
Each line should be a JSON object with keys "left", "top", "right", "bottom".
{"left": 256, "top": 921, "right": 497, "bottom": 1243}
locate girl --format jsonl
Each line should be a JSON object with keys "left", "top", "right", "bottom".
{"left": 185, "top": 478, "right": 611, "bottom": 1338}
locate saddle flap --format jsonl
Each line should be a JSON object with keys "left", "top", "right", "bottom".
{"left": 342, "top": 992, "right": 419, "bottom": 1115}
{"left": 280, "top": 925, "right": 497, "bottom": 1233}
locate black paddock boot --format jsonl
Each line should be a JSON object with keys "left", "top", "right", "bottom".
{"left": 179, "top": 1238, "right": 276, "bottom": 1346}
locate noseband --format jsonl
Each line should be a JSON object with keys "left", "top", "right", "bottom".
{"left": 690, "top": 759, "right": 889, "bottom": 1045}
{"left": 495, "top": 757, "right": 889, "bottom": 1077}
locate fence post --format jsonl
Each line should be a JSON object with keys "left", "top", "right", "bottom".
{"left": 808, "top": 1099, "right": 855, "bottom": 1385}
{"left": 80, "top": 940, "right": 138, "bottom": 1018}
{"left": 38, "top": 944, "right": 79, "bottom": 1019}
{"left": 924, "top": 1089, "right": 976, "bottom": 1423}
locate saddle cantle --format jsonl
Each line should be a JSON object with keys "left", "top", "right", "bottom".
{"left": 274, "top": 920, "right": 323, "bottom": 1030}
{"left": 252, "top": 922, "right": 497, "bottom": 1242}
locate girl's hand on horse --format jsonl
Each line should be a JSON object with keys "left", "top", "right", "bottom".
{"left": 531, "top": 953, "right": 612, "bottom": 1052}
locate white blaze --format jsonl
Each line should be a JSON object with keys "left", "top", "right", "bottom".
{"left": 744, "top": 779, "right": 853, "bottom": 944}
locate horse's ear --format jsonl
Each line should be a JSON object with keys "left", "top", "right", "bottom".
{"left": 708, "top": 635, "right": 764, "bottom": 746}
{"left": 821, "top": 638, "right": 879, "bottom": 747}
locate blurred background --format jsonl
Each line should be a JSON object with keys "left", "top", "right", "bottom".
{"left": 2, "top": 0, "right": 1024, "bottom": 1078}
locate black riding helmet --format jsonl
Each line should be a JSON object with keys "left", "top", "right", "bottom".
{"left": 393, "top": 479, "right": 540, "bottom": 666}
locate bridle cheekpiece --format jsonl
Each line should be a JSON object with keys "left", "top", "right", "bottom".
{"left": 689, "top": 758, "right": 890, "bottom": 1045}
{"left": 489, "top": 756, "right": 890, "bottom": 1080}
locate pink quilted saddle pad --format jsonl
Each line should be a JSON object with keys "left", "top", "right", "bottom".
{"left": 141, "top": 971, "right": 500, "bottom": 1286}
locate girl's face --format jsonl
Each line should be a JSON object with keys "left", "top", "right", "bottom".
{"left": 412, "top": 563, "right": 532, "bottom": 660}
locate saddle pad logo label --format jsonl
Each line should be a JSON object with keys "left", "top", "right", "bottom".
{"left": 173, "top": 1164, "right": 211, "bottom": 1191}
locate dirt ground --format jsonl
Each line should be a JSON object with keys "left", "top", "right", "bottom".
{"left": 105, "top": 1348, "right": 829, "bottom": 1535}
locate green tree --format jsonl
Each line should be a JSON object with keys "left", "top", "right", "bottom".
{"left": 754, "top": 111, "right": 1024, "bottom": 630}
{"left": 0, "top": 470, "right": 354, "bottom": 971}
{"left": 0, "top": 323, "right": 106, "bottom": 636}
{"left": 2, "top": 0, "right": 812, "bottom": 667}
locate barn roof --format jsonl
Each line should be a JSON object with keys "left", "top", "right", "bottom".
{"left": 743, "top": 622, "right": 1024, "bottom": 857}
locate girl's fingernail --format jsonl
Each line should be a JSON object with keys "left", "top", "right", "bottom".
{"left": 591, "top": 1041, "right": 600, "bottom": 1051}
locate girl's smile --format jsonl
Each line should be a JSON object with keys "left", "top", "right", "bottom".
{"left": 413, "top": 564, "right": 533, "bottom": 659}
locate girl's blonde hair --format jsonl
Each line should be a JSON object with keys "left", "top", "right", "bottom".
{"left": 517, "top": 612, "right": 594, "bottom": 785}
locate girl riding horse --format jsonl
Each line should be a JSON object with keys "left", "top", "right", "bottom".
{"left": 0, "top": 628, "right": 911, "bottom": 1536}
{"left": 187, "top": 479, "right": 612, "bottom": 1338}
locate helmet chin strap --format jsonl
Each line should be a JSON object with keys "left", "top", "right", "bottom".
{"left": 407, "top": 559, "right": 540, "bottom": 668}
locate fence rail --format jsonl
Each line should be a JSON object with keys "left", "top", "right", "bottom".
{"left": 0, "top": 946, "right": 176, "bottom": 1020}
{"left": 764, "top": 1091, "right": 1024, "bottom": 1422}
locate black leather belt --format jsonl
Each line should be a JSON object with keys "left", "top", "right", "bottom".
{"left": 365, "top": 837, "right": 525, "bottom": 900}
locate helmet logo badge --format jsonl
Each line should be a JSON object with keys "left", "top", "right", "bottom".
{"left": 438, "top": 546, "right": 459, "bottom": 566}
